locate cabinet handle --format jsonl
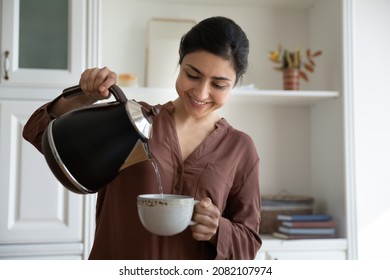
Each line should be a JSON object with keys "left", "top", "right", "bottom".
{"left": 3, "top": 50, "right": 10, "bottom": 80}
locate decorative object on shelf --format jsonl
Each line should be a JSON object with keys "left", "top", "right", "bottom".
{"left": 269, "top": 45, "right": 322, "bottom": 90}
{"left": 118, "top": 73, "right": 138, "bottom": 87}
{"left": 283, "top": 68, "right": 300, "bottom": 90}
{"left": 259, "top": 193, "right": 314, "bottom": 234}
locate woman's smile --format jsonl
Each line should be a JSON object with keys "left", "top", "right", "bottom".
{"left": 188, "top": 93, "right": 213, "bottom": 107}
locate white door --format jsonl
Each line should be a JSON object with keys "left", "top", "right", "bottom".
{"left": 0, "top": 100, "right": 84, "bottom": 244}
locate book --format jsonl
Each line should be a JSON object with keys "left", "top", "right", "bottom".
{"left": 276, "top": 214, "right": 332, "bottom": 222}
{"left": 281, "top": 220, "right": 337, "bottom": 228}
{"left": 261, "top": 195, "right": 314, "bottom": 211}
{"left": 272, "top": 231, "right": 337, "bottom": 240}
{"left": 278, "top": 226, "right": 336, "bottom": 235}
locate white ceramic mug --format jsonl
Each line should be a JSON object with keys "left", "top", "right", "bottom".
{"left": 137, "top": 194, "right": 198, "bottom": 236}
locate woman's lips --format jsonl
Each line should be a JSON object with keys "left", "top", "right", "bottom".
{"left": 189, "top": 95, "right": 212, "bottom": 108}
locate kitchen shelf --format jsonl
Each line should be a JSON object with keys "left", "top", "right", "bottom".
{"left": 257, "top": 234, "right": 348, "bottom": 260}
{"left": 230, "top": 89, "right": 339, "bottom": 106}
{"left": 122, "top": 86, "right": 339, "bottom": 107}
{"left": 260, "top": 234, "right": 347, "bottom": 251}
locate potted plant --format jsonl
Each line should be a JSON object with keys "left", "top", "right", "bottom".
{"left": 269, "top": 45, "right": 322, "bottom": 90}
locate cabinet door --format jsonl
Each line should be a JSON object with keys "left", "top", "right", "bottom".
{"left": 0, "top": 101, "right": 84, "bottom": 243}
{"left": 1, "top": 0, "right": 85, "bottom": 86}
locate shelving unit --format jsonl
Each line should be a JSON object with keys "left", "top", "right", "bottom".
{"left": 231, "top": 89, "right": 338, "bottom": 106}
{"left": 102, "top": 0, "right": 348, "bottom": 259}
{"left": 257, "top": 235, "right": 347, "bottom": 260}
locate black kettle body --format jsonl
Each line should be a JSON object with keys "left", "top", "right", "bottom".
{"left": 41, "top": 85, "right": 158, "bottom": 194}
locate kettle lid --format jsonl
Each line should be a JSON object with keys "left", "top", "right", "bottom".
{"left": 125, "top": 100, "right": 156, "bottom": 140}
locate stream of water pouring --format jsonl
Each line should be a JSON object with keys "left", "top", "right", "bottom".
{"left": 151, "top": 159, "right": 164, "bottom": 198}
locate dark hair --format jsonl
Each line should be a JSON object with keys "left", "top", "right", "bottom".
{"left": 178, "top": 16, "right": 249, "bottom": 85}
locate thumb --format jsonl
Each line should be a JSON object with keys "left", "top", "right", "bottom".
{"left": 200, "top": 197, "right": 212, "bottom": 208}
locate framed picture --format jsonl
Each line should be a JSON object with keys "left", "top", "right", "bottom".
{"left": 145, "top": 18, "right": 196, "bottom": 87}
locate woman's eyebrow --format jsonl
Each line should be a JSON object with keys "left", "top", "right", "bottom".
{"left": 185, "top": 64, "right": 232, "bottom": 81}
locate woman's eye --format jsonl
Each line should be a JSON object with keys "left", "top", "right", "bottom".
{"left": 213, "top": 83, "right": 225, "bottom": 90}
{"left": 186, "top": 73, "right": 199, "bottom": 80}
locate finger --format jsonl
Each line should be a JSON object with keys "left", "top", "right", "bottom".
{"left": 199, "top": 197, "right": 212, "bottom": 208}
{"left": 91, "top": 67, "right": 115, "bottom": 97}
{"left": 195, "top": 198, "right": 220, "bottom": 218}
{"left": 193, "top": 212, "right": 219, "bottom": 229}
{"left": 79, "top": 68, "right": 91, "bottom": 94}
{"left": 79, "top": 67, "right": 99, "bottom": 96}
{"left": 191, "top": 224, "right": 217, "bottom": 241}
{"left": 192, "top": 204, "right": 219, "bottom": 232}
{"left": 195, "top": 197, "right": 212, "bottom": 213}
{"left": 192, "top": 231, "right": 212, "bottom": 241}
{"left": 98, "top": 68, "right": 117, "bottom": 97}
{"left": 87, "top": 67, "right": 101, "bottom": 95}
{"left": 79, "top": 67, "right": 117, "bottom": 100}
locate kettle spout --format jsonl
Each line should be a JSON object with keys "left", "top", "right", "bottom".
{"left": 119, "top": 139, "right": 151, "bottom": 171}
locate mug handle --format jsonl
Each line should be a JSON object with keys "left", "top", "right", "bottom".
{"left": 189, "top": 200, "right": 200, "bottom": 226}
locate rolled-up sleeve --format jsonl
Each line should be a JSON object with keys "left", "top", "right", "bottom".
{"left": 22, "top": 102, "right": 55, "bottom": 153}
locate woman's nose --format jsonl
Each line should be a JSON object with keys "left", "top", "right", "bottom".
{"left": 195, "top": 81, "right": 210, "bottom": 100}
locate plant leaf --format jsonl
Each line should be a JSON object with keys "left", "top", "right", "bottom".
{"left": 300, "top": 70, "right": 309, "bottom": 81}
{"left": 294, "top": 50, "right": 300, "bottom": 68}
{"left": 269, "top": 51, "right": 280, "bottom": 62}
{"left": 278, "top": 44, "right": 282, "bottom": 53}
{"left": 304, "top": 63, "right": 314, "bottom": 72}
{"left": 285, "top": 51, "right": 294, "bottom": 68}
{"left": 312, "top": 50, "right": 322, "bottom": 57}
{"left": 306, "top": 48, "right": 311, "bottom": 58}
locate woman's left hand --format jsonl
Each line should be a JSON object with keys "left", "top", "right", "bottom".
{"left": 190, "top": 197, "right": 220, "bottom": 245}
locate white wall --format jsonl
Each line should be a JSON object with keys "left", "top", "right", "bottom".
{"left": 353, "top": 0, "right": 390, "bottom": 259}
{"left": 101, "top": 0, "right": 311, "bottom": 90}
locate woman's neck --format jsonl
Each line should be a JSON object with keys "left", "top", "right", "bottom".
{"left": 172, "top": 98, "right": 220, "bottom": 129}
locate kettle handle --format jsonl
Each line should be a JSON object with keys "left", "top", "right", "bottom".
{"left": 61, "top": 84, "right": 128, "bottom": 103}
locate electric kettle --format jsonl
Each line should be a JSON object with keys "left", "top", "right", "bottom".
{"left": 41, "top": 84, "right": 159, "bottom": 194}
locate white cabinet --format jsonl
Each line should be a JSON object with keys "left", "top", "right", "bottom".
{"left": 0, "top": 0, "right": 86, "bottom": 86}
{"left": 264, "top": 251, "right": 345, "bottom": 260}
{"left": 0, "top": 0, "right": 96, "bottom": 260}
{"left": 256, "top": 236, "right": 347, "bottom": 260}
{"left": 0, "top": 100, "right": 88, "bottom": 259}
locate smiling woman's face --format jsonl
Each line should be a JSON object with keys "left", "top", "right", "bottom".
{"left": 175, "top": 51, "right": 236, "bottom": 120}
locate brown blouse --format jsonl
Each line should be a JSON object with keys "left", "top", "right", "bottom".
{"left": 22, "top": 99, "right": 262, "bottom": 260}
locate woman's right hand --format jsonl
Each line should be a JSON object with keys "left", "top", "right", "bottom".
{"left": 79, "top": 67, "right": 118, "bottom": 101}
{"left": 48, "top": 67, "right": 118, "bottom": 117}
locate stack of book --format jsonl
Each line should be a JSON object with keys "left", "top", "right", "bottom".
{"left": 272, "top": 214, "right": 337, "bottom": 240}
{"left": 260, "top": 194, "right": 314, "bottom": 234}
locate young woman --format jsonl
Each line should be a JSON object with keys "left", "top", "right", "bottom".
{"left": 23, "top": 16, "right": 262, "bottom": 259}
